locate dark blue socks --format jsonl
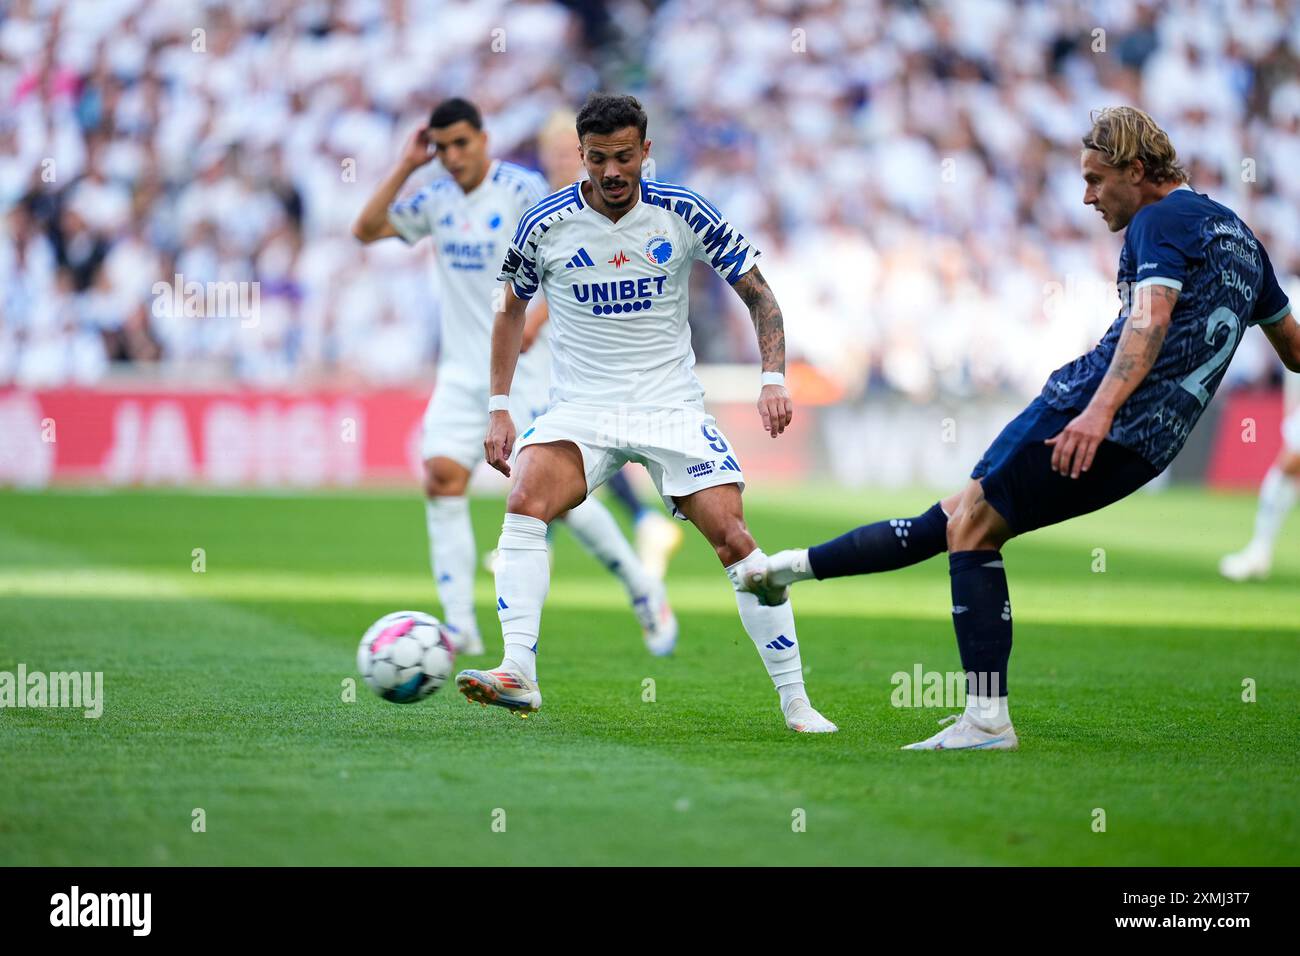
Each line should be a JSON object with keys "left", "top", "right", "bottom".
{"left": 807, "top": 502, "right": 948, "bottom": 579}
{"left": 948, "top": 549, "right": 1011, "bottom": 698}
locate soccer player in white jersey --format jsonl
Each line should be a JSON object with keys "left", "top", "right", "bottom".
{"left": 351, "top": 98, "right": 676, "bottom": 658}
{"left": 536, "top": 109, "right": 685, "bottom": 579}
{"left": 1220, "top": 369, "right": 1300, "bottom": 580}
{"left": 455, "top": 94, "right": 836, "bottom": 733}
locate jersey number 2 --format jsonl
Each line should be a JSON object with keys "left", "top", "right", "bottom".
{"left": 1179, "top": 306, "right": 1242, "bottom": 408}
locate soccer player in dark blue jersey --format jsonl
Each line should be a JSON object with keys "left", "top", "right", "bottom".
{"left": 745, "top": 107, "right": 1300, "bottom": 750}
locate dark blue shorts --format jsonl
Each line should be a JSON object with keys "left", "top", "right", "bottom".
{"left": 971, "top": 397, "right": 1162, "bottom": 535}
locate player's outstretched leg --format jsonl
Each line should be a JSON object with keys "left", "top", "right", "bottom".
{"left": 676, "top": 484, "right": 836, "bottom": 734}
{"left": 423, "top": 457, "right": 483, "bottom": 655}
{"left": 763, "top": 501, "right": 950, "bottom": 589}
{"left": 1221, "top": 454, "right": 1300, "bottom": 581}
{"left": 604, "top": 469, "right": 684, "bottom": 579}
{"left": 904, "top": 481, "right": 1018, "bottom": 751}
{"left": 560, "top": 496, "right": 678, "bottom": 656}
{"left": 456, "top": 443, "right": 586, "bottom": 716}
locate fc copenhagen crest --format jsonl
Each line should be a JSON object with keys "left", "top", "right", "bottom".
{"left": 644, "top": 235, "right": 673, "bottom": 265}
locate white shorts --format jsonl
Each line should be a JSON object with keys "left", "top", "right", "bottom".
{"left": 1283, "top": 407, "right": 1300, "bottom": 453}
{"left": 513, "top": 401, "right": 745, "bottom": 519}
{"left": 422, "top": 375, "right": 552, "bottom": 471}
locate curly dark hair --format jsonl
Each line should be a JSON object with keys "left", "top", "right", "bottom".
{"left": 575, "top": 93, "right": 647, "bottom": 142}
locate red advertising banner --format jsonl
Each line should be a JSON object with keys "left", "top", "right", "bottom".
{"left": 1205, "top": 389, "right": 1285, "bottom": 489}
{"left": 0, "top": 387, "right": 817, "bottom": 489}
{"left": 10, "top": 383, "right": 1271, "bottom": 490}
{"left": 0, "top": 387, "right": 428, "bottom": 488}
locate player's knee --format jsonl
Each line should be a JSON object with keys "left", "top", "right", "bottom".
{"left": 423, "top": 472, "right": 455, "bottom": 499}
{"left": 949, "top": 502, "right": 1009, "bottom": 552}
{"left": 944, "top": 513, "right": 961, "bottom": 552}
{"left": 423, "top": 459, "right": 469, "bottom": 498}
{"left": 506, "top": 485, "right": 554, "bottom": 522}
{"left": 940, "top": 490, "right": 963, "bottom": 518}
{"left": 713, "top": 523, "right": 756, "bottom": 567}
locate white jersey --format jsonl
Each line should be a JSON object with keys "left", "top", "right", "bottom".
{"left": 389, "top": 159, "right": 550, "bottom": 391}
{"left": 497, "top": 178, "right": 761, "bottom": 407}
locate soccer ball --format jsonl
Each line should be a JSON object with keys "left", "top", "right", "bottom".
{"left": 357, "top": 610, "right": 456, "bottom": 703}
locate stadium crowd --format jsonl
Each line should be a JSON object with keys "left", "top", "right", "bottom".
{"left": 2, "top": 0, "right": 1298, "bottom": 400}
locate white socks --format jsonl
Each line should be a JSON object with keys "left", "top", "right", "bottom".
{"left": 1250, "top": 465, "right": 1298, "bottom": 554}
{"left": 425, "top": 496, "right": 478, "bottom": 638}
{"left": 726, "top": 548, "right": 808, "bottom": 715}
{"left": 494, "top": 513, "right": 550, "bottom": 681}
{"left": 965, "top": 693, "right": 1010, "bottom": 730}
{"left": 561, "top": 496, "right": 655, "bottom": 600}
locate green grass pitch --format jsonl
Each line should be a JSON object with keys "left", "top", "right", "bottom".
{"left": 1, "top": 484, "right": 1296, "bottom": 865}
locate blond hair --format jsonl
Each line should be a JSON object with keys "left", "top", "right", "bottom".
{"left": 1082, "top": 107, "right": 1187, "bottom": 184}
{"left": 540, "top": 109, "right": 577, "bottom": 147}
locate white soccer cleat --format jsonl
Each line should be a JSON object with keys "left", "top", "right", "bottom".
{"left": 784, "top": 699, "right": 837, "bottom": 733}
{"left": 635, "top": 512, "right": 684, "bottom": 580}
{"left": 455, "top": 668, "right": 542, "bottom": 716}
{"left": 902, "top": 713, "right": 1019, "bottom": 751}
{"left": 766, "top": 549, "right": 813, "bottom": 588}
{"left": 733, "top": 554, "right": 790, "bottom": 606}
{"left": 744, "top": 569, "right": 789, "bottom": 606}
{"left": 446, "top": 624, "right": 485, "bottom": 656}
{"left": 1219, "top": 544, "right": 1271, "bottom": 582}
{"left": 633, "top": 584, "right": 678, "bottom": 656}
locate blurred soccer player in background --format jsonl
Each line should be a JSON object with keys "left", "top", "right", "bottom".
{"left": 755, "top": 107, "right": 1297, "bottom": 749}
{"left": 351, "top": 97, "right": 677, "bottom": 658}
{"left": 1220, "top": 371, "right": 1300, "bottom": 580}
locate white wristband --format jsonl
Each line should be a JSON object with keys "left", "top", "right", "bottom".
{"left": 488, "top": 394, "right": 510, "bottom": 413}
{"left": 760, "top": 372, "right": 786, "bottom": 387}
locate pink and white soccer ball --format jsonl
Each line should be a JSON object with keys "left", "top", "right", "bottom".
{"left": 357, "top": 611, "right": 456, "bottom": 703}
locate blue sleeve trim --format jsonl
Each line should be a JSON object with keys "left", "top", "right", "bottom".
{"left": 1258, "top": 303, "right": 1292, "bottom": 327}
{"left": 1133, "top": 276, "right": 1183, "bottom": 292}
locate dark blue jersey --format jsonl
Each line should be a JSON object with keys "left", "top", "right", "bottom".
{"left": 1041, "top": 186, "right": 1292, "bottom": 471}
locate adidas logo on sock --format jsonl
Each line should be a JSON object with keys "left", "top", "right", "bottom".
{"left": 564, "top": 247, "right": 596, "bottom": 269}
{"left": 765, "top": 634, "right": 795, "bottom": 650}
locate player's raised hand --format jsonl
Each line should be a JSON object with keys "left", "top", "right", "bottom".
{"left": 758, "top": 383, "right": 793, "bottom": 438}
{"left": 400, "top": 126, "right": 435, "bottom": 171}
{"left": 1045, "top": 406, "right": 1112, "bottom": 479}
{"left": 484, "top": 411, "right": 516, "bottom": 477}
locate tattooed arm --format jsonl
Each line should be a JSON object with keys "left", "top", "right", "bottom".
{"left": 1046, "top": 283, "right": 1178, "bottom": 478}
{"left": 732, "top": 266, "right": 792, "bottom": 437}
